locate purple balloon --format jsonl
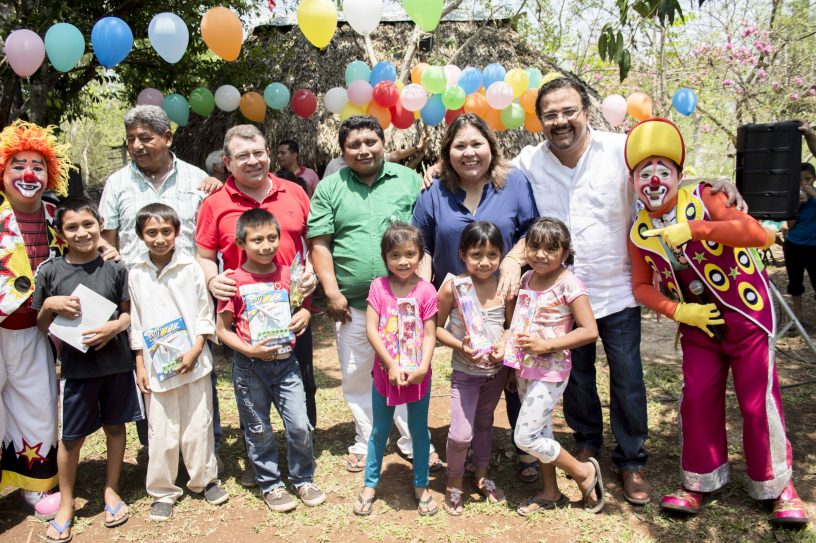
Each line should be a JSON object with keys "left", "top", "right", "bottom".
{"left": 5, "top": 29, "right": 46, "bottom": 78}
{"left": 137, "top": 88, "right": 164, "bottom": 106}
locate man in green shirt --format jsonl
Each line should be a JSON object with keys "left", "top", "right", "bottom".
{"left": 308, "top": 116, "right": 438, "bottom": 473}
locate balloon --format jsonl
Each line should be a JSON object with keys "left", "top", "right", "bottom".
{"left": 445, "top": 107, "right": 464, "bottom": 125}
{"left": 482, "top": 63, "right": 506, "bottom": 89}
{"left": 366, "top": 102, "right": 391, "bottom": 129}
{"left": 201, "top": 7, "right": 243, "bottom": 61}
{"left": 626, "top": 92, "right": 653, "bottom": 121}
{"left": 189, "top": 87, "right": 215, "bottom": 116}
{"left": 410, "top": 63, "right": 429, "bottom": 85}
{"left": 390, "top": 103, "right": 414, "bottom": 129}
{"left": 147, "top": 13, "right": 188, "bottom": 64}
{"left": 137, "top": 88, "right": 164, "bottom": 106}
{"left": 463, "top": 93, "right": 489, "bottom": 118}
{"left": 482, "top": 106, "right": 503, "bottom": 131}
{"left": 4, "top": 30, "right": 45, "bottom": 78}
{"left": 525, "top": 67, "right": 543, "bottom": 89}
{"left": 340, "top": 102, "right": 366, "bottom": 121}
{"left": 420, "top": 94, "right": 446, "bottom": 126}
{"left": 519, "top": 88, "right": 538, "bottom": 114}
{"left": 291, "top": 89, "right": 317, "bottom": 118}
{"left": 403, "top": 0, "right": 443, "bottom": 32}
{"left": 421, "top": 66, "right": 446, "bottom": 94}
{"left": 486, "top": 81, "right": 514, "bottom": 110}
{"left": 441, "top": 86, "right": 466, "bottom": 110}
{"left": 370, "top": 61, "right": 397, "bottom": 85}
{"left": 240, "top": 92, "right": 266, "bottom": 122}
{"left": 91, "top": 17, "right": 133, "bottom": 68}
{"left": 400, "top": 84, "right": 428, "bottom": 112}
{"left": 443, "top": 64, "right": 461, "bottom": 86}
{"left": 214, "top": 85, "right": 241, "bottom": 112}
{"left": 347, "top": 80, "right": 373, "bottom": 106}
{"left": 263, "top": 83, "right": 290, "bottom": 110}
{"left": 395, "top": 80, "right": 405, "bottom": 92}
{"left": 44, "top": 23, "right": 84, "bottom": 73}
{"left": 297, "top": 0, "right": 337, "bottom": 49}
{"left": 162, "top": 93, "right": 189, "bottom": 127}
{"left": 324, "top": 87, "right": 349, "bottom": 114}
{"left": 372, "top": 81, "right": 400, "bottom": 108}
{"left": 345, "top": 60, "right": 371, "bottom": 85}
{"left": 672, "top": 87, "right": 698, "bottom": 116}
{"left": 458, "top": 67, "right": 483, "bottom": 95}
{"left": 344, "top": 0, "right": 383, "bottom": 36}
{"left": 524, "top": 112, "right": 543, "bottom": 132}
{"left": 500, "top": 103, "right": 525, "bottom": 129}
{"left": 505, "top": 68, "right": 529, "bottom": 98}
{"left": 601, "top": 94, "right": 627, "bottom": 127}
{"left": 541, "top": 72, "right": 563, "bottom": 86}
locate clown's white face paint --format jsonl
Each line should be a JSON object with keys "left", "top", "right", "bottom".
{"left": 2, "top": 151, "right": 47, "bottom": 212}
{"left": 632, "top": 157, "right": 681, "bottom": 212}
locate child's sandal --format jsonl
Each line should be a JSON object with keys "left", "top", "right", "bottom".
{"left": 476, "top": 478, "right": 505, "bottom": 503}
{"left": 353, "top": 493, "right": 374, "bottom": 516}
{"left": 444, "top": 487, "right": 464, "bottom": 516}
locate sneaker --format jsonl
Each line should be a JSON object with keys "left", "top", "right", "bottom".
{"left": 240, "top": 463, "right": 258, "bottom": 488}
{"left": 149, "top": 502, "right": 173, "bottom": 521}
{"left": 296, "top": 483, "right": 326, "bottom": 507}
{"left": 264, "top": 488, "right": 297, "bottom": 512}
{"left": 203, "top": 482, "right": 229, "bottom": 506}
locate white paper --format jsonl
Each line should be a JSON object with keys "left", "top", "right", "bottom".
{"left": 48, "top": 284, "right": 117, "bottom": 353}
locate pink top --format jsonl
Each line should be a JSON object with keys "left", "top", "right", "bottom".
{"left": 516, "top": 269, "right": 587, "bottom": 383}
{"left": 367, "top": 276, "right": 437, "bottom": 406}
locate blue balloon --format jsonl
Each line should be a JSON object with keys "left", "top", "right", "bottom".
{"left": 264, "top": 83, "right": 290, "bottom": 110}
{"left": 45, "top": 23, "right": 85, "bottom": 73}
{"left": 91, "top": 17, "right": 133, "bottom": 68}
{"left": 482, "top": 63, "right": 506, "bottom": 88}
{"left": 370, "top": 61, "right": 397, "bottom": 85}
{"left": 672, "top": 87, "right": 698, "bottom": 116}
{"left": 458, "top": 66, "right": 483, "bottom": 95}
{"left": 420, "top": 94, "right": 446, "bottom": 126}
{"left": 345, "top": 60, "right": 371, "bottom": 85}
{"left": 162, "top": 93, "right": 189, "bottom": 127}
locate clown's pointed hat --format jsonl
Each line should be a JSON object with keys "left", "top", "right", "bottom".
{"left": 624, "top": 117, "right": 685, "bottom": 172}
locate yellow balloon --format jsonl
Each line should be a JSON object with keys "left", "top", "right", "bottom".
{"left": 395, "top": 80, "right": 405, "bottom": 92}
{"left": 340, "top": 102, "right": 366, "bottom": 120}
{"left": 505, "top": 68, "right": 529, "bottom": 98}
{"left": 201, "top": 7, "right": 243, "bottom": 61}
{"left": 297, "top": 0, "right": 337, "bottom": 49}
{"left": 239, "top": 92, "right": 266, "bottom": 123}
{"left": 540, "top": 72, "right": 563, "bottom": 88}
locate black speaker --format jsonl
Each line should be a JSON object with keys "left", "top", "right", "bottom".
{"left": 735, "top": 121, "right": 802, "bottom": 220}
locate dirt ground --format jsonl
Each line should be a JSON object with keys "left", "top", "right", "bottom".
{"left": 1, "top": 259, "right": 815, "bottom": 543}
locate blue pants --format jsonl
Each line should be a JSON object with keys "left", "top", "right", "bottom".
{"left": 563, "top": 306, "right": 648, "bottom": 470}
{"left": 364, "top": 387, "right": 430, "bottom": 489}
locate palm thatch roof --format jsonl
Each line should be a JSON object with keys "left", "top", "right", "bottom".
{"left": 173, "top": 18, "right": 608, "bottom": 174}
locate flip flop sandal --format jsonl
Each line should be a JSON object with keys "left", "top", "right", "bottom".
{"left": 346, "top": 453, "right": 366, "bottom": 473}
{"left": 516, "top": 494, "right": 569, "bottom": 517}
{"left": 46, "top": 517, "right": 73, "bottom": 543}
{"left": 103, "top": 501, "right": 129, "bottom": 528}
{"left": 444, "top": 487, "right": 464, "bottom": 517}
{"left": 353, "top": 493, "right": 374, "bottom": 516}
{"left": 518, "top": 459, "right": 540, "bottom": 483}
{"left": 582, "top": 457, "right": 605, "bottom": 514}
{"left": 428, "top": 452, "right": 445, "bottom": 474}
{"left": 476, "top": 479, "right": 505, "bottom": 503}
{"left": 416, "top": 492, "right": 439, "bottom": 516}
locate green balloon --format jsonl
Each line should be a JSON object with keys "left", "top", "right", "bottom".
{"left": 500, "top": 103, "right": 525, "bottom": 129}
{"left": 441, "top": 86, "right": 466, "bottom": 110}
{"left": 421, "top": 66, "right": 446, "bottom": 94}
{"left": 189, "top": 87, "right": 215, "bottom": 116}
{"left": 162, "top": 93, "right": 189, "bottom": 127}
{"left": 403, "top": 0, "right": 443, "bottom": 32}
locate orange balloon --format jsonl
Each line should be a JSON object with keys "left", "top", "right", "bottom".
{"left": 201, "top": 7, "right": 243, "bottom": 61}
{"left": 519, "top": 88, "right": 538, "bottom": 115}
{"left": 411, "top": 63, "right": 429, "bottom": 85}
{"left": 482, "top": 107, "right": 504, "bottom": 131}
{"left": 366, "top": 102, "right": 392, "bottom": 129}
{"left": 463, "top": 93, "right": 489, "bottom": 117}
{"left": 239, "top": 92, "right": 266, "bottom": 122}
{"left": 524, "top": 112, "right": 542, "bottom": 132}
{"left": 626, "top": 92, "right": 653, "bottom": 121}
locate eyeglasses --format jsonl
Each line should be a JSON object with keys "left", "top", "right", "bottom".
{"left": 229, "top": 149, "right": 267, "bottom": 163}
{"left": 539, "top": 107, "right": 584, "bottom": 124}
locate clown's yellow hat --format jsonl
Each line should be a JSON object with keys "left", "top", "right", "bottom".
{"left": 624, "top": 117, "right": 685, "bottom": 172}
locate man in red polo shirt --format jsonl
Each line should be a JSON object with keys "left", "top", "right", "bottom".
{"left": 196, "top": 124, "right": 317, "bottom": 486}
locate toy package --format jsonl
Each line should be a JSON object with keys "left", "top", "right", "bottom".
{"left": 240, "top": 283, "right": 295, "bottom": 352}
{"left": 503, "top": 289, "right": 539, "bottom": 369}
{"left": 451, "top": 276, "right": 493, "bottom": 362}
{"left": 143, "top": 317, "right": 195, "bottom": 381}
{"left": 397, "top": 297, "right": 421, "bottom": 372}
{"left": 289, "top": 252, "right": 304, "bottom": 308}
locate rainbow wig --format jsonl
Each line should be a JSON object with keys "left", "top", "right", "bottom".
{"left": 0, "top": 120, "right": 71, "bottom": 197}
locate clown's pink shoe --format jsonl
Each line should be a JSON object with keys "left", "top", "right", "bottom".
{"left": 32, "top": 491, "right": 61, "bottom": 521}
{"left": 660, "top": 488, "right": 704, "bottom": 515}
{"left": 771, "top": 481, "right": 809, "bottom": 526}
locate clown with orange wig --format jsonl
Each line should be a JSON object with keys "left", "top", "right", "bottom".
{"left": 626, "top": 117, "right": 808, "bottom": 526}
{"left": 0, "top": 120, "right": 71, "bottom": 518}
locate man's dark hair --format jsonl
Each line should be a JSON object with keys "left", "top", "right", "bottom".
{"left": 535, "top": 77, "right": 591, "bottom": 119}
{"left": 235, "top": 208, "right": 280, "bottom": 242}
{"left": 135, "top": 202, "right": 181, "bottom": 238}
{"left": 55, "top": 196, "right": 102, "bottom": 231}
{"left": 338, "top": 116, "right": 385, "bottom": 149}
{"left": 802, "top": 162, "right": 815, "bottom": 177}
{"left": 278, "top": 139, "right": 299, "bottom": 155}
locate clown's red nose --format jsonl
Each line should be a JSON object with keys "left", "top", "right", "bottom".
{"left": 650, "top": 175, "right": 660, "bottom": 188}
{"left": 23, "top": 170, "right": 36, "bottom": 182}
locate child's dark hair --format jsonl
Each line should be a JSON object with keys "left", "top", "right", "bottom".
{"left": 134, "top": 203, "right": 180, "bottom": 238}
{"left": 458, "top": 221, "right": 504, "bottom": 258}
{"left": 235, "top": 208, "right": 280, "bottom": 242}
{"left": 802, "top": 162, "right": 815, "bottom": 177}
{"left": 526, "top": 217, "right": 575, "bottom": 266}
{"left": 55, "top": 196, "right": 101, "bottom": 231}
{"left": 380, "top": 222, "right": 424, "bottom": 266}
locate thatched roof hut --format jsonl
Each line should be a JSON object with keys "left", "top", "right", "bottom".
{"left": 173, "top": 16, "right": 608, "bottom": 175}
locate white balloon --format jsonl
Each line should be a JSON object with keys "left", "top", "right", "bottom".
{"left": 344, "top": 0, "right": 383, "bottom": 36}
{"left": 214, "top": 85, "right": 241, "bottom": 112}
{"left": 148, "top": 13, "right": 189, "bottom": 64}
{"left": 443, "top": 64, "right": 461, "bottom": 86}
{"left": 601, "top": 94, "right": 627, "bottom": 127}
{"left": 324, "top": 87, "right": 348, "bottom": 114}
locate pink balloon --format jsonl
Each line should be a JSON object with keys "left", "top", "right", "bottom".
{"left": 485, "top": 81, "right": 514, "bottom": 110}
{"left": 601, "top": 94, "right": 627, "bottom": 127}
{"left": 137, "top": 88, "right": 164, "bottom": 106}
{"left": 5, "top": 29, "right": 45, "bottom": 78}
{"left": 347, "top": 80, "right": 373, "bottom": 106}
{"left": 400, "top": 83, "right": 428, "bottom": 112}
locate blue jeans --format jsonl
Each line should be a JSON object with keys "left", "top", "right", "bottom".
{"left": 365, "top": 387, "right": 430, "bottom": 489}
{"left": 563, "top": 306, "right": 648, "bottom": 470}
{"left": 232, "top": 352, "right": 315, "bottom": 493}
